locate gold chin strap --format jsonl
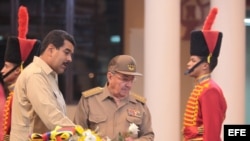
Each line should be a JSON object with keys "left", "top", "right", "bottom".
{"left": 207, "top": 53, "right": 212, "bottom": 64}
{"left": 20, "top": 61, "right": 24, "bottom": 71}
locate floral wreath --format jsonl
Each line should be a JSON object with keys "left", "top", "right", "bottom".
{"left": 29, "top": 125, "right": 102, "bottom": 141}
{"left": 29, "top": 123, "right": 139, "bottom": 141}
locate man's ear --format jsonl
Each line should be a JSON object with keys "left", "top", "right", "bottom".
{"left": 46, "top": 44, "right": 56, "bottom": 56}
{"left": 14, "top": 66, "right": 21, "bottom": 75}
{"left": 107, "top": 71, "right": 113, "bottom": 81}
{"left": 202, "top": 62, "right": 210, "bottom": 70}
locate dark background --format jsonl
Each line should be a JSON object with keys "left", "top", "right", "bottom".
{"left": 0, "top": 0, "right": 124, "bottom": 104}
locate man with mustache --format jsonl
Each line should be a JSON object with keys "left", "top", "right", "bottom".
{"left": 10, "top": 29, "right": 76, "bottom": 141}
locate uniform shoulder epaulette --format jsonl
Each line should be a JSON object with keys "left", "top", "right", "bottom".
{"left": 131, "top": 93, "right": 146, "bottom": 104}
{"left": 82, "top": 87, "right": 103, "bottom": 98}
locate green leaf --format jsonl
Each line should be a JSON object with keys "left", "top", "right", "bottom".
{"left": 118, "top": 132, "right": 124, "bottom": 141}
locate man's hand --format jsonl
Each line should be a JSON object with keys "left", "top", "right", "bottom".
{"left": 197, "top": 126, "right": 204, "bottom": 135}
{"left": 182, "top": 125, "right": 204, "bottom": 139}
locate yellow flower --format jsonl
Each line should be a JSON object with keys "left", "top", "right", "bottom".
{"left": 29, "top": 125, "right": 102, "bottom": 141}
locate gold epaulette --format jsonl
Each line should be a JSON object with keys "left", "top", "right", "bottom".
{"left": 82, "top": 87, "right": 103, "bottom": 98}
{"left": 131, "top": 93, "right": 146, "bottom": 104}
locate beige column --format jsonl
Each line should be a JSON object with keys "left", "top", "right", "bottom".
{"left": 144, "top": 0, "right": 181, "bottom": 140}
{"left": 211, "top": 0, "right": 246, "bottom": 131}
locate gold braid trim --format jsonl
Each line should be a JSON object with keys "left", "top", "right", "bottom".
{"left": 3, "top": 92, "right": 14, "bottom": 136}
{"left": 183, "top": 82, "right": 209, "bottom": 126}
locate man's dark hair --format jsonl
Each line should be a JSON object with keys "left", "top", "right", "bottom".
{"left": 40, "top": 29, "right": 76, "bottom": 54}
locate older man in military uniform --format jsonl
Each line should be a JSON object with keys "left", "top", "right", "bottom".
{"left": 74, "top": 55, "right": 154, "bottom": 141}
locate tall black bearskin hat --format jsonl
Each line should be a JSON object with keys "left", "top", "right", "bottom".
{"left": 0, "top": 38, "right": 7, "bottom": 84}
{"left": 4, "top": 6, "right": 41, "bottom": 68}
{"left": 190, "top": 7, "right": 223, "bottom": 64}
{"left": 0, "top": 38, "right": 6, "bottom": 69}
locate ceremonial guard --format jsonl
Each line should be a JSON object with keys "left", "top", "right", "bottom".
{"left": 182, "top": 7, "right": 227, "bottom": 141}
{"left": 1, "top": 6, "right": 41, "bottom": 140}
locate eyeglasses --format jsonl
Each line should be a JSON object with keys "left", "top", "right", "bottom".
{"left": 111, "top": 71, "right": 136, "bottom": 83}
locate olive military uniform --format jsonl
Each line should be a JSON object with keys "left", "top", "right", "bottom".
{"left": 74, "top": 85, "right": 154, "bottom": 141}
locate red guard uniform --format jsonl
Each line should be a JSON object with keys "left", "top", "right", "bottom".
{"left": 0, "top": 84, "right": 6, "bottom": 141}
{"left": 183, "top": 74, "right": 227, "bottom": 141}
{"left": 182, "top": 7, "right": 227, "bottom": 141}
{"left": 1, "top": 6, "right": 41, "bottom": 141}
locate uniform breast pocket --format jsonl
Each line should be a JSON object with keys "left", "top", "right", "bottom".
{"left": 126, "top": 116, "right": 142, "bottom": 125}
{"left": 88, "top": 114, "right": 107, "bottom": 130}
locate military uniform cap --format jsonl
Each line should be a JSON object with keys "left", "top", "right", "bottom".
{"left": 190, "top": 7, "right": 222, "bottom": 63}
{"left": 108, "top": 55, "right": 142, "bottom": 76}
{"left": 4, "top": 6, "right": 41, "bottom": 68}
